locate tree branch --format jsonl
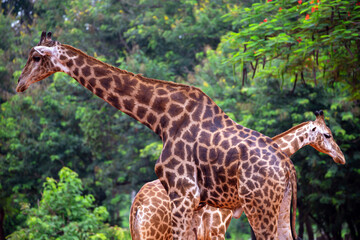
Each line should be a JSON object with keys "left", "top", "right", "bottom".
{"left": 343, "top": 42, "right": 354, "bottom": 58}
{"left": 291, "top": 73, "right": 298, "bottom": 95}
{"left": 252, "top": 59, "right": 259, "bottom": 79}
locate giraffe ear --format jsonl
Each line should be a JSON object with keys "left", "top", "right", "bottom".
{"left": 34, "top": 46, "right": 54, "bottom": 56}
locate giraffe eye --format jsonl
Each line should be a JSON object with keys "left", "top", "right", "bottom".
{"left": 312, "top": 127, "right": 316, "bottom": 131}
{"left": 324, "top": 134, "right": 331, "bottom": 139}
{"left": 33, "top": 56, "right": 41, "bottom": 62}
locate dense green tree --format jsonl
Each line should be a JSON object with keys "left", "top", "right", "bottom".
{"left": 220, "top": 0, "right": 360, "bottom": 99}
{"left": 7, "top": 167, "right": 130, "bottom": 239}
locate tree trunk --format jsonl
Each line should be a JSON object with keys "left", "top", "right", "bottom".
{"left": 0, "top": 206, "right": 5, "bottom": 240}
{"left": 298, "top": 206, "right": 305, "bottom": 239}
{"left": 305, "top": 214, "right": 314, "bottom": 240}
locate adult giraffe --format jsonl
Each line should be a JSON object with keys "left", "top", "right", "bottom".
{"left": 18, "top": 32, "right": 298, "bottom": 239}
{"left": 129, "top": 110, "right": 345, "bottom": 240}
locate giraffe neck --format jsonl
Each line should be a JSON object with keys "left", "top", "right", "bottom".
{"left": 57, "top": 44, "right": 219, "bottom": 141}
{"left": 272, "top": 121, "right": 312, "bottom": 157}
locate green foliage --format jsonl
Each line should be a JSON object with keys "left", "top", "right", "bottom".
{"left": 124, "top": 0, "right": 239, "bottom": 75}
{"left": 7, "top": 167, "right": 130, "bottom": 240}
{"left": 220, "top": 0, "right": 360, "bottom": 99}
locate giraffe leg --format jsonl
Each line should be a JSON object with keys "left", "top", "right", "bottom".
{"left": 169, "top": 192, "right": 200, "bottom": 240}
{"left": 245, "top": 205, "right": 280, "bottom": 240}
{"left": 241, "top": 180, "right": 285, "bottom": 240}
{"left": 278, "top": 182, "right": 293, "bottom": 240}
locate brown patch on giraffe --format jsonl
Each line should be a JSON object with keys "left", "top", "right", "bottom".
{"left": 66, "top": 59, "right": 74, "bottom": 68}
{"left": 147, "top": 113, "right": 157, "bottom": 125}
{"left": 166, "top": 86, "right": 177, "bottom": 92}
{"left": 59, "top": 55, "right": 67, "bottom": 60}
{"left": 182, "top": 124, "right": 200, "bottom": 143}
{"left": 178, "top": 164, "right": 184, "bottom": 175}
{"left": 75, "top": 56, "right": 85, "bottom": 67}
{"left": 209, "top": 148, "right": 217, "bottom": 161}
{"left": 203, "top": 106, "right": 213, "bottom": 119}
{"left": 79, "top": 77, "right": 85, "bottom": 85}
{"left": 87, "top": 58, "right": 97, "bottom": 66}
{"left": 88, "top": 78, "right": 96, "bottom": 87}
{"left": 94, "top": 67, "right": 110, "bottom": 77}
{"left": 165, "top": 158, "right": 181, "bottom": 170}
{"left": 174, "top": 140, "right": 185, "bottom": 159}
{"left": 85, "top": 83, "right": 94, "bottom": 92}
{"left": 226, "top": 119, "right": 233, "bottom": 127}
{"left": 82, "top": 65, "right": 91, "bottom": 77}
{"left": 225, "top": 148, "right": 238, "bottom": 167}
{"left": 198, "top": 146, "right": 208, "bottom": 163}
{"left": 165, "top": 171, "right": 177, "bottom": 188}
{"left": 227, "top": 162, "right": 238, "bottom": 176}
{"left": 95, "top": 88, "right": 104, "bottom": 98}
{"left": 155, "top": 165, "right": 164, "bottom": 179}
{"left": 239, "top": 144, "right": 249, "bottom": 161}
{"left": 137, "top": 106, "right": 148, "bottom": 119}
{"left": 123, "top": 99, "right": 135, "bottom": 111}
{"left": 220, "top": 140, "right": 230, "bottom": 150}
{"left": 136, "top": 84, "right": 154, "bottom": 105}
{"left": 107, "top": 94, "right": 121, "bottom": 109}
{"left": 152, "top": 97, "right": 169, "bottom": 114}
{"left": 158, "top": 116, "right": 169, "bottom": 130}
{"left": 185, "top": 100, "right": 197, "bottom": 113}
{"left": 73, "top": 68, "right": 79, "bottom": 76}
{"left": 239, "top": 131, "right": 249, "bottom": 138}
{"left": 99, "top": 77, "right": 112, "bottom": 90}
{"left": 189, "top": 92, "right": 204, "bottom": 102}
{"left": 157, "top": 88, "right": 168, "bottom": 95}
{"left": 212, "top": 132, "right": 221, "bottom": 146}
{"left": 201, "top": 164, "right": 214, "bottom": 188}
{"left": 258, "top": 138, "right": 267, "bottom": 148}
{"left": 291, "top": 139, "right": 300, "bottom": 151}
{"left": 199, "top": 131, "right": 211, "bottom": 146}
{"left": 185, "top": 164, "right": 195, "bottom": 181}
{"left": 192, "top": 104, "right": 204, "bottom": 122}
{"left": 170, "top": 92, "right": 187, "bottom": 104}
{"left": 66, "top": 50, "right": 77, "bottom": 57}
{"left": 168, "top": 104, "right": 183, "bottom": 117}
{"left": 168, "top": 113, "right": 190, "bottom": 138}
{"left": 114, "top": 77, "right": 135, "bottom": 96}
{"left": 160, "top": 142, "right": 173, "bottom": 162}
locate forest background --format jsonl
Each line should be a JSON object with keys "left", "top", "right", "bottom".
{"left": 0, "top": 0, "right": 359, "bottom": 239}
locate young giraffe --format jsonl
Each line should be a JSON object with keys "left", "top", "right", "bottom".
{"left": 130, "top": 110, "right": 345, "bottom": 240}
{"left": 18, "top": 32, "right": 298, "bottom": 239}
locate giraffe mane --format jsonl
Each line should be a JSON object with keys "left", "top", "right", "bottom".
{"left": 272, "top": 121, "right": 310, "bottom": 141}
{"left": 61, "top": 44, "right": 194, "bottom": 90}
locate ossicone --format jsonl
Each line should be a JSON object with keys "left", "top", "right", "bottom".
{"left": 314, "top": 110, "right": 324, "bottom": 117}
{"left": 38, "top": 31, "right": 56, "bottom": 46}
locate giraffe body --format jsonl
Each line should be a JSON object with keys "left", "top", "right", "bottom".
{"left": 130, "top": 111, "right": 345, "bottom": 240}
{"left": 16, "top": 32, "right": 340, "bottom": 240}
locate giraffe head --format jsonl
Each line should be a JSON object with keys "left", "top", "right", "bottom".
{"left": 16, "top": 31, "right": 63, "bottom": 92}
{"left": 308, "top": 110, "right": 345, "bottom": 164}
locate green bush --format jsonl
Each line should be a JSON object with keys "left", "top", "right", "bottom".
{"left": 7, "top": 167, "right": 131, "bottom": 240}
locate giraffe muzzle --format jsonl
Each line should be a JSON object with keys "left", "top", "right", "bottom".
{"left": 16, "top": 79, "right": 27, "bottom": 92}
{"left": 334, "top": 155, "right": 346, "bottom": 165}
